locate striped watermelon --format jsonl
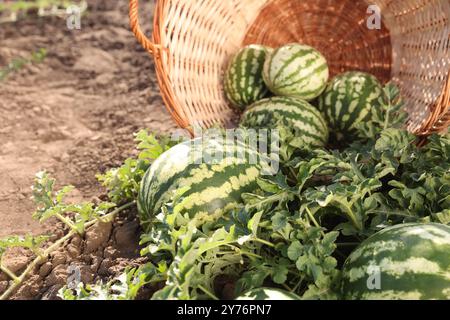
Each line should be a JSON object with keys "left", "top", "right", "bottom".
{"left": 341, "top": 223, "right": 450, "bottom": 300}
{"left": 240, "top": 96, "right": 329, "bottom": 147}
{"left": 236, "top": 288, "right": 300, "bottom": 300}
{"left": 263, "top": 43, "right": 329, "bottom": 101}
{"left": 138, "top": 138, "right": 263, "bottom": 231}
{"left": 224, "top": 45, "right": 272, "bottom": 110}
{"left": 318, "top": 71, "right": 383, "bottom": 138}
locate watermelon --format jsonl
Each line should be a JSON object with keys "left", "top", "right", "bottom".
{"left": 224, "top": 45, "right": 272, "bottom": 110}
{"left": 240, "top": 96, "right": 329, "bottom": 148}
{"left": 318, "top": 71, "right": 383, "bottom": 138}
{"left": 138, "top": 137, "right": 263, "bottom": 231}
{"left": 263, "top": 43, "right": 329, "bottom": 101}
{"left": 341, "top": 223, "right": 450, "bottom": 300}
{"left": 236, "top": 288, "right": 300, "bottom": 300}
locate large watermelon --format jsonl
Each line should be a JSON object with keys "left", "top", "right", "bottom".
{"left": 341, "top": 223, "right": 450, "bottom": 300}
{"left": 318, "top": 71, "right": 383, "bottom": 139}
{"left": 224, "top": 45, "right": 272, "bottom": 110}
{"left": 240, "top": 96, "right": 329, "bottom": 148}
{"left": 263, "top": 43, "right": 329, "bottom": 101}
{"left": 236, "top": 288, "right": 300, "bottom": 300}
{"left": 138, "top": 138, "right": 263, "bottom": 231}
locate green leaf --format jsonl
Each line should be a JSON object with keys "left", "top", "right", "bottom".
{"left": 248, "top": 211, "right": 263, "bottom": 237}
{"left": 322, "top": 232, "right": 339, "bottom": 249}
{"left": 256, "top": 174, "right": 288, "bottom": 194}
{"left": 296, "top": 255, "right": 309, "bottom": 271}
{"left": 434, "top": 209, "right": 450, "bottom": 225}
{"left": 0, "top": 234, "right": 50, "bottom": 256}
{"left": 59, "top": 266, "right": 152, "bottom": 300}
{"left": 271, "top": 211, "right": 289, "bottom": 232}
{"left": 375, "top": 128, "right": 416, "bottom": 158}
{"left": 356, "top": 83, "right": 408, "bottom": 140}
{"left": 272, "top": 263, "right": 289, "bottom": 284}
{"left": 287, "top": 241, "right": 303, "bottom": 261}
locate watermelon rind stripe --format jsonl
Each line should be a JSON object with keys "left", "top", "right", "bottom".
{"left": 275, "top": 63, "right": 328, "bottom": 91}
{"left": 341, "top": 223, "right": 450, "bottom": 300}
{"left": 263, "top": 43, "right": 329, "bottom": 101}
{"left": 319, "top": 71, "right": 383, "bottom": 136}
{"left": 224, "top": 45, "right": 271, "bottom": 109}
{"left": 138, "top": 139, "right": 263, "bottom": 231}
{"left": 271, "top": 48, "right": 315, "bottom": 85}
{"left": 240, "top": 97, "right": 329, "bottom": 147}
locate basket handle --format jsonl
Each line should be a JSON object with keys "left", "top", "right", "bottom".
{"left": 129, "top": 0, "right": 156, "bottom": 55}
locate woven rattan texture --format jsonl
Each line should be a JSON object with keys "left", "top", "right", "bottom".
{"left": 130, "top": 0, "right": 450, "bottom": 136}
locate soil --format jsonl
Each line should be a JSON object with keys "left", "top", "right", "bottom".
{"left": 0, "top": 1, "right": 177, "bottom": 299}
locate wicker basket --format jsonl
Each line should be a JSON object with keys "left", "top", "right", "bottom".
{"left": 129, "top": 0, "right": 450, "bottom": 136}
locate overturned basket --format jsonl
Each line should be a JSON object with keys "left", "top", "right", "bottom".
{"left": 129, "top": 0, "right": 450, "bottom": 136}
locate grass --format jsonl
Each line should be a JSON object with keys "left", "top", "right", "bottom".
{"left": 0, "top": 0, "right": 88, "bottom": 24}
{"left": 0, "top": 0, "right": 77, "bottom": 13}
{"left": 0, "top": 48, "right": 47, "bottom": 82}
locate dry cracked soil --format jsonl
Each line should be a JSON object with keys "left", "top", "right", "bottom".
{"left": 0, "top": 0, "right": 176, "bottom": 299}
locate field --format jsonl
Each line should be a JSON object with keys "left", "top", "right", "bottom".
{"left": 1, "top": 0, "right": 449, "bottom": 302}
{"left": 0, "top": 0, "right": 175, "bottom": 299}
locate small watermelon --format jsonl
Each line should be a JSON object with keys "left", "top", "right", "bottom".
{"left": 240, "top": 96, "right": 329, "bottom": 148}
{"left": 318, "top": 71, "right": 383, "bottom": 139}
{"left": 138, "top": 138, "right": 263, "bottom": 231}
{"left": 236, "top": 288, "right": 300, "bottom": 300}
{"left": 224, "top": 45, "right": 272, "bottom": 110}
{"left": 341, "top": 223, "right": 450, "bottom": 300}
{"left": 263, "top": 43, "right": 329, "bottom": 101}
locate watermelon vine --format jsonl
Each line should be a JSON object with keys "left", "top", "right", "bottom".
{"left": 1, "top": 41, "right": 449, "bottom": 300}
{"left": 59, "top": 84, "right": 450, "bottom": 300}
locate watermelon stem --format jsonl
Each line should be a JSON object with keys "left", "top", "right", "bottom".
{"left": 246, "top": 192, "right": 290, "bottom": 210}
{"left": 55, "top": 213, "right": 79, "bottom": 234}
{"left": 253, "top": 238, "right": 275, "bottom": 248}
{"left": 291, "top": 277, "right": 304, "bottom": 292}
{"left": 0, "top": 265, "right": 20, "bottom": 283}
{"left": 305, "top": 207, "right": 325, "bottom": 236}
{"left": 332, "top": 200, "right": 364, "bottom": 231}
{"left": 383, "top": 99, "right": 392, "bottom": 130}
{"left": 349, "top": 158, "right": 365, "bottom": 182}
{"left": 282, "top": 283, "right": 293, "bottom": 291}
{"left": 288, "top": 167, "right": 298, "bottom": 185}
{"left": 217, "top": 249, "right": 262, "bottom": 259}
{"left": 0, "top": 201, "right": 136, "bottom": 300}
{"left": 198, "top": 285, "right": 219, "bottom": 300}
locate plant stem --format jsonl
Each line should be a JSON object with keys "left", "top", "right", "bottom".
{"left": 216, "top": 250, "right": 262, "bottom": 260}
{"left": 88, "top": 202, "right": 136, "bottom": 227}
{"left": 292, "top": 277, "right": 303, "bottom": 292}
{"left": 238, "top": 250, "right": 262, "bottom": 259}
{"left": 288, "top": 167, "right": 298, "bottom": 185}
{"left": 282, "top": 283, "right": 292, "bottom": 291}
{"left": 55, "top": 213, "right": 78, "bottom": 233}
{"left": 349, "top": 158, "right": 365, "bottom": 182}
{"left": 0, "top": 201, "right": 135, "bottom": 300}
{"left": 198, "top": 285, "right": 219, "bottom": 300}
{"left": 305, "top": 207, "right": 321, "bottom": 229}
{"left": 305, "top": 207, "right": 327, "bottom": 237}
{"left": 383, "top": 100, "right": 392, "bottom": 130}
{"left": 334, "top": 200, "right": 363, "bottom": 231}
{"left": 0, "top": 265, "right": 20, "bottom": 283}
{"left": 246, "top": 192, "right": 288, "bottom": 210}
{"left": 253, "top": 238, "right": 275, "bottom": 248}
{"left": 0, "top": 231, "right": 72, "bottom": 300}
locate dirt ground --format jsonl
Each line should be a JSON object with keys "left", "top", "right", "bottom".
{"left": 0, "top": 1, "right": 176, "bottom": 299}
